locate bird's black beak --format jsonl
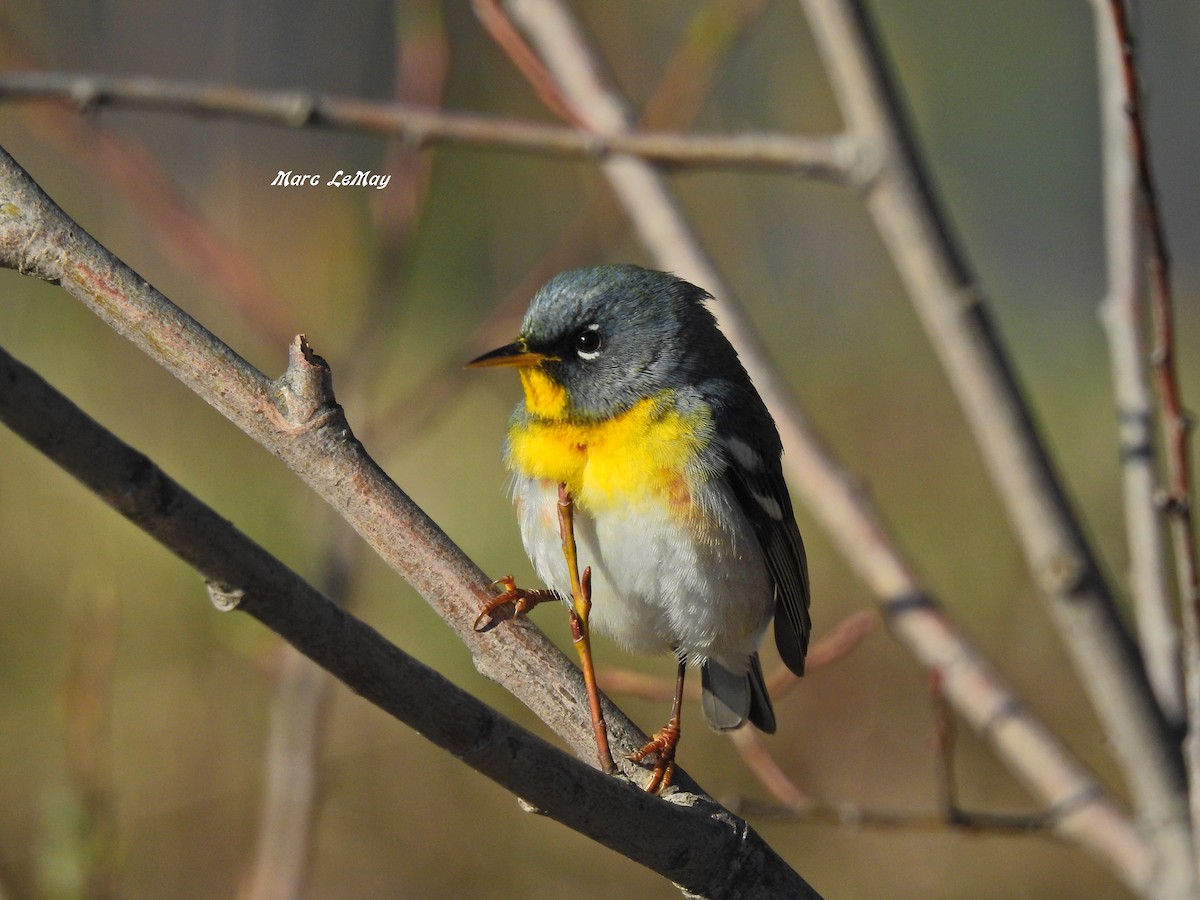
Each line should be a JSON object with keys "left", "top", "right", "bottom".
{"left": 466, "top": 340, "right": 550, "bottom": 369}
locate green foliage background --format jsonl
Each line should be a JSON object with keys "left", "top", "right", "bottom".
{"left": 0, "top": 1, "right": 1197, "bottom": 897}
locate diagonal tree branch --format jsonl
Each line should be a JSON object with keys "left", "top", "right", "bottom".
{"left": 0, "top": 341, "right": 817, "bottom": 899}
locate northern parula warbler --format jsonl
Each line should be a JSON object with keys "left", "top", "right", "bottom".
{"left": 470, "top": 265, "right": 811, "bottom": 770}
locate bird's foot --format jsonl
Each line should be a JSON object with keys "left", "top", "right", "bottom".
{"left": 629, "top": 719, "right": 681, "bottom": 794}
{"left": 473, "top": 576, "right": 558, "bottom": 631}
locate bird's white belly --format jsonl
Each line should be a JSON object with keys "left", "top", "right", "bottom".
{"left": 513, "top": 476, "right": 772, "bottom": 665}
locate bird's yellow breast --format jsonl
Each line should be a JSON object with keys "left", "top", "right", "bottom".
{"left": 507, "top": 387, "right": 710, "bottom": 513}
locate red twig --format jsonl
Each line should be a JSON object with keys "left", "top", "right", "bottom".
{"left": 598, "top": 610, "right": 876, "bottom": 703}
{"left": 1103, "top": 1, "right": 1197, "bottom": 608}
{"left": 766, "top": 610, "right": 877, "bottom": 698}
{"left": 728, "top": 727, "right": 811, "bottom": 808}
{"left": 471, "top": 0, "right": 587, "bottom": 127}
{"left": 1103, "top": 0, "right": 1200, "bottom": 857}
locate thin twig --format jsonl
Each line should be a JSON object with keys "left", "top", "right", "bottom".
{"left": 599, "top": 610, "right": 875, "bottom": 702}
{"left": 734, "top": 796, "right": 1055, "bottom": 836}
{"left": 0, "top": 71, "right": 853, "bottom": 181}
{"left": 930, "top": 670, "right": 956, "bottom": 818}
{"left": 768, "top": 609, "right": 877, "bottom": 696}
{"left": 733, "top": 677, "right": 1057, "bottom": 838}
{"left": 245, "top": 11, "right": 450, "bottom": 893}
{"left": 1100, "top": 0, "right": 1200, "bottom": 862}
{"left": 503, "top": 0, "right": 1152, "bottom": 891}
{"left": 242, "top": 522, "right": 354, "bottom": 900}
{"left": 729, "top": 727, "right": 811, "bottom": 809}
{"left": 472, "top": 0, "right": 584, "bottom": 126}
{"left": 1089, "top": 0, "right": 1182, "bottom": 728}
{"left": 61, "top": 588, "right": 121, "bottom": 900}
{"left": 734, "top": 669, "right": 1058, "bottom": 837}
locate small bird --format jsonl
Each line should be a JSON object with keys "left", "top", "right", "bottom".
{"left": 469, "top": 265, "right": 811, "bottom": 790}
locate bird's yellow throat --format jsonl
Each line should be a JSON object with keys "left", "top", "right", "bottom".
{"left": 517, "top": 367, "right": 569, "bottom": 419}
{"left": 508, "top": 371, "right": 710, "bottom": 511}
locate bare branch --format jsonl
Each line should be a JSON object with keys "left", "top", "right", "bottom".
{"left": 798, "top": 2, "right": 1196, "bottom": 893}
{"left": 243, "top": 643, "right": 333, "bottom": 900}
{"left": 1093, "top": 0, "right": 1200, "bottom": 867}
{"left": 729, "top": 727, "right": 812, "bottom": 809}
{"left": 503, "top": 0, "right": 1152, "bottom": 891}
{"left": 243, "top": 520, "right": 362, "bottom": 900}
{"left": 472, "top": 0, "right": 585, "bottom": 126}
{"left": 61, "top": 589, "right": 121, "bottom": 900}
{"left": 735, "top": 795, "right": 1055, "bottom": 836}
{"left": 0, "top": 71, "right": 852, "bottom": 181}
{"left": 734, "top": 671, "right": 1075, "bottom": 837}
{"left": 1089, "top": 0, "right": 1182, "bottom": 728}
{"left": 0, "top": 340, "right": 818, "bottom": 900}
{"left": 243, "top": 10, "right": 455, "bottom": 894}
{"left": 600, "top": 611, "right": 875, "bottom": 702}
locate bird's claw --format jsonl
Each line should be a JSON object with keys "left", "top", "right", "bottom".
{"left": 473, "top": 576, "right": 555, "bottom": 631}
{"left": 629, "top": 720, "right": 681, "bottom": 794}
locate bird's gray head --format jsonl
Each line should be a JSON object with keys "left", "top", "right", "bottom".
{"left": 470, "top": 265, "right": 738, "bottom": 420}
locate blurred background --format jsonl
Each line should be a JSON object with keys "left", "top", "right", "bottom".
{"left": 0, "top": 1, "right": 1197, "bottom": 897}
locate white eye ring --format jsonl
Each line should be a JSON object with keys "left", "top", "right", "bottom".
{"left": 575, "top": 323, "right": 602, "bottom": 360}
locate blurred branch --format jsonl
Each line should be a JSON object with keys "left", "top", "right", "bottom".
{"left": 244, "top": 9, "right": 454, "bottom": 896}
{"left": 600, "top": 611, "right": 872, "bottom": 807}
{"left": 0, "top": 343, "right": 816, "bottom": 900}
{"left": 502, "top": 0, "right": 1152, "bottom": 892}
{"left": 1089, "top": 0, "right": 1182, "bottom": 728}
{"left": 0, "top": 71, "right": 853, "bottom": 181}
{"left": 733, "top": 688, "right": 1056, "bottom": 837}
{"left": 0, "top": 28, "right": 299, "bottom": 346}
{"left": 243, "top": 641, "right": 333, "bottom": 900}
{"left": 472, "top": 0, "right": 584, "bottom": 126}
{"left": 599, "top": 610, "right": 876, "bottom": 702}
{"left": 798, "top": 2, "right": 1196, "bottom": 894}
{"left": 357, "top": 0, "right": 451, "bottom": 368}
{"left": 770, "top": 609, "right": 877, "bottom": 693}
{"left": 60, "top": 588, "right": 121, "bottom": 900}
{"left": 1093, "top": 0, "right": 1200, "bottom": 861}
{"left": 731, "top": 673, "right": 1058, "bottom": 837}
{"left": 735, "top": 792, "right": 1055, "bottom": 836}
{"left": 242, "top": 525, "right": 357, "bottom": 900}
{"left": 640, "top": 0, "right": 774, "bottom": 127}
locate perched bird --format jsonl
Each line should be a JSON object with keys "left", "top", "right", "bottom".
{"left": 469, "top": 265, "right": 810, "bottom": 790}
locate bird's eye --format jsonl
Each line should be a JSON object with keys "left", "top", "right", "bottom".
{"left": 575, "top": 325, "right": 602, "bottom": 360}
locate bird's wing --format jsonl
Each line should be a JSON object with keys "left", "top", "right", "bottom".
{"left": 726, "top": 451, "right": 811, "bottom": 676}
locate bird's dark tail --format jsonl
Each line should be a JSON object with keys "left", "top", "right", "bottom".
{"left": 701, "top": 654, "right": 776, "bottom": 733}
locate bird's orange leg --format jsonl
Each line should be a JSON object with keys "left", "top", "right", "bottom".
{"left": 630, "top": 657, "right": 686, "bottom": 793}
{"left": 558, "top": 484, "right": 616, "bottom": 775}
{"left": 472, "top": 576, "right": 557, "bottom": 632}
